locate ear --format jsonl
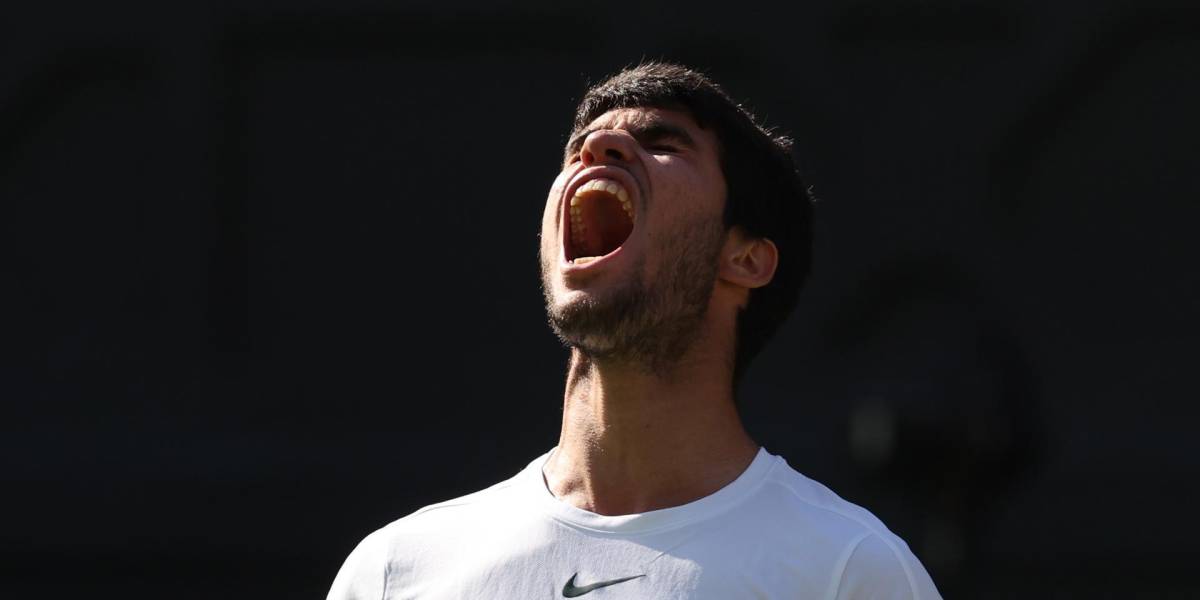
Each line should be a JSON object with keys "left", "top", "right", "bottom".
{"left": 718, "top": 227, "right": 778, "bottom": 291}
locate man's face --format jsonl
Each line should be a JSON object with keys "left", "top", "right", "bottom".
{"left": 538, "top": 107, "right": 729, "bottom": 368}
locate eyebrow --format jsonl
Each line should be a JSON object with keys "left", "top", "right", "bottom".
{"left": 564, "top": 117, "right": 698, "bottom": 159}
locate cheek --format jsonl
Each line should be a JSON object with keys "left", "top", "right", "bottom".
{"left": 541, "top": 172, "right": 571, "bottom": 246}
{"left": 697, "top": 167, "right": 728, "bottom": 219}
{"left": 654, "top": 159, "right": 724, "bottom": 220}
{"left": 543, "top": 173, "right": 569, "bottom": 222}
{"left": 541, "top": 195, "right": 556, "bottom": 229}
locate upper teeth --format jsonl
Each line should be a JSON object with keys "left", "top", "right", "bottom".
{"left": 568, "top": 178, "right": 635, "bottom": 258}
{"left": 574, "top": 178, "right": 632, "bottom": 214}
{"left": 569, "top": 177, "right": 634, "bottom": 229}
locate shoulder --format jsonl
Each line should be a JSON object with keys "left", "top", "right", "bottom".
{"left": 751, "top": 458, "right": 896, "bottom": 542}
{"left": 325, "top": 474, "right": 526, "bottom": 600}
{"left": 392, "top": 475, "right": 524, "bottom": 531}
{"left": 831, "top": 533, "right": 942, "bottom": 600}
{"left": 753, "top": 457, "right": 942, "bottom": 599}
{"left": 326, "top": 525, "right": 391, "bottom": 600}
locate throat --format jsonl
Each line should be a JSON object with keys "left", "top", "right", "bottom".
{"left": 546, "top": 352, "right": 757, "bottom": 515}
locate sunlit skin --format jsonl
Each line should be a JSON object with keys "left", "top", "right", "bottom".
{"left": 539, "top": 107, "right": 780, "bottom": 516}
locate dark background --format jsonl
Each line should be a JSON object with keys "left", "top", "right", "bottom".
{"left": 3, "top": 1, "right": 1197, "bottom": 598}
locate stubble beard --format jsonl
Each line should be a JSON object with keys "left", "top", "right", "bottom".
{"left": 540, "top": 216, "right": 727, "bottom": 375}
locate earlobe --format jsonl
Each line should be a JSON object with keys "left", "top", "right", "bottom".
{"left": 719, "top": 229, "right": 778, "bottom": 290}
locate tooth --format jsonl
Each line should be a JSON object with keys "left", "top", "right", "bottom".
{"left": 570, "top": 196, "right": 581, "bottom": 207}
{"left": 604, "top": 182, "right": 620, "bottom": 195}
{"left": 570, "top": 206, "right": 581, "bottom": 215}
{"left": 617, "top": 188, "right": 629, "bottom": 203}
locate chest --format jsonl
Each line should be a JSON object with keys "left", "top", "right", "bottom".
{"left": 385, "top": 522, "right": 838, "bottom": 599}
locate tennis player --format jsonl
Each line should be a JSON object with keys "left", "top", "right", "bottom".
{"left": 328, "top": 62, "right": 941, "bottom": 599}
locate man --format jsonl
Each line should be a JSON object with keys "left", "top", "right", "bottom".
{"left": 328, "top": 63, "right": 941, "bottom": 599}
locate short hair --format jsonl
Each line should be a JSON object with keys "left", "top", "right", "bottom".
{"left": 571, "top": 62, "right": 814, "bottom": 384}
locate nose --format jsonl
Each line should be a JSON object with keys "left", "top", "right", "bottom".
{"left": 579, "top": 129, "right": 637, "bottom": 166}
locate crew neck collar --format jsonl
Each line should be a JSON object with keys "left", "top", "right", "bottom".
{"left": 519, "top": 447, "right": 778, "bottom": 536}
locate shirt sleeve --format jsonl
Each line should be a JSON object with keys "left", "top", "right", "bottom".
{"left": 832, "top": 533, "right": 942, "bottom": 600}
{"left": 326, "top": 528, "right": 390, "bottom": 600}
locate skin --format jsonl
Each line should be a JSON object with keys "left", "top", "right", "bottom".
{"left": 539, "top": 107, "right": 779, "bottom": 515}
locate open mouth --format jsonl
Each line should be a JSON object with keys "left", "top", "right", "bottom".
{"left": 565, "top": 177, "right": 635, "bottom": 264}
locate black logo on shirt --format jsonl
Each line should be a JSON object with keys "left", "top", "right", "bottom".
{"left": 561, "top": 572, "right": 646, "bottom": 597}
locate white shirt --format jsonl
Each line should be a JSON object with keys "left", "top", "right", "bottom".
{"left": 328, "top": 448, "right": 941, "bottom": 599}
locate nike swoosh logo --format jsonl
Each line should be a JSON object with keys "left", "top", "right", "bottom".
{"left": 562, "top": 572, "right": 646, "bottom": 597}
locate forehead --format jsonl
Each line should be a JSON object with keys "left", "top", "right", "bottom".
{"left": 583, "top": 106, "right": 691, "bottom": 130}
{"left": 572, "top": 106, "right": 719, "bottom": 150}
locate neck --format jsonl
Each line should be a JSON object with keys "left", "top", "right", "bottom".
{"left": 542, "top": 333, "right": 759, "bottom": 516}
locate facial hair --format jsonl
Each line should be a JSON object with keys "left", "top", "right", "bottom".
{"left": 540, "top": 213, "right": 726, "bottom": 375}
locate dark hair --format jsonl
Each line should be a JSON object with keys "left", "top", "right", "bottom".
{"left": 572, "top": 62, "right": 814, "bottom": 383}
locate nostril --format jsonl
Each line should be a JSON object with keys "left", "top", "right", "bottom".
{"left": 605, "top": 148, "right": 624, "bottom": 160}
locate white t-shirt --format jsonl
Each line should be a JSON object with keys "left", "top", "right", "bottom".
{"left": 328, "top": 448, "right": 941, "bottom": 599}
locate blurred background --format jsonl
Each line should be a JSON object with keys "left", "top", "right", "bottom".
{"left": 3, "top": 0, "right": 1197, "bottom": 597}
